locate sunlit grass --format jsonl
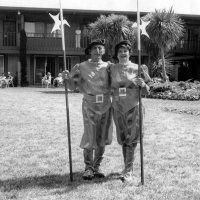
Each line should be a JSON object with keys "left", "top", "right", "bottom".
{"left": 0, "top": 87, "right": 200, "bottom": 200}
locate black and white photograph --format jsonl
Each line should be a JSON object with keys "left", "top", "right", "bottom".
{"left": 0, "top": 0, "right": 200, "bottom": 199}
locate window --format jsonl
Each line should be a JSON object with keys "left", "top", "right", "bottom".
{"left": 25, "top": 22, "right": 45, "bottom": 37}
{"left": 47, "top": 23, "right": 61, "bottom": 38}
{"left": 3, "top": 21, "right": 16, "bottom": 46}
{"left": 25, "top": 22, "right": 61, "bottom": 38}
{"left": 25, "top": 22, "right": 35, "bottom": 37}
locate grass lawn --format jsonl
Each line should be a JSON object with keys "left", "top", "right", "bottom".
{"left": 0, "top": 87, "right": 200, "bottom": 200}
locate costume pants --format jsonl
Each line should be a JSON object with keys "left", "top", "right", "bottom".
{"left": 83, "top": 146, "right": 105, "bottom": 170}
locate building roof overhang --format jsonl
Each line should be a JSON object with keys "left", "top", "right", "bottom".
{"left": 1, "top": 0, "right": 200, "bottom": 16}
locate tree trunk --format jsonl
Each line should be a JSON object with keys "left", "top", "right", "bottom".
{"left": 20, "top": 29, "right": 28, "bottom": 86}
{"left": 161, "top": 48, "right": 169, "bottom": 82}
{"left": 17, "top": 61, "right": 21, "bottom": 87}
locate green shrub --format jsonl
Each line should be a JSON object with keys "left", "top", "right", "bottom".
{"left": 147, "top": 80, "right": 200, "bottom": 100}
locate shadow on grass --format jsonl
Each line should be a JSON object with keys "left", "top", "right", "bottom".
{"left": 38, "top": 90, "right": 78, "bottom": 94}
{"left": 0, "top": 172, "right": 121, "bottom": 192}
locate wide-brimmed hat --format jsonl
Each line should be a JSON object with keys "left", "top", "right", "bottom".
{"left": 113, "top": 40, "right": 132, "bottom": 60}
{"left": 85, "top": 39, "right": 105, "bottom": 55}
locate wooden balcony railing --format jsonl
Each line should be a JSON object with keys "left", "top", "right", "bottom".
{"left": 27, "top": 37, "right": 62, "bottom": 51}
{"left": 26, "top": 33, "right": 89, "bottom": 53}
{"left": 1, "top": 33, "right": 200, "bottom": 56}
{"left": 172, "top": 39, "right": 200, "bottom": 54}
{"left": 26, "top": 33, "right": 62, "bottom": 38}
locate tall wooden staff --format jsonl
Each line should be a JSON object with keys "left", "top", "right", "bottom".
{"left": 59, "top": 0, "right": 73, "bottom": 181}
{"left": 135, "top": 0, "right": 150, "bottom": 185}
{"left": 137, "top": 0, "right": 144, "bottom": 185}
{"left": 49, "top": 0, "right": 73, "bottom": 182}
{"left": 59, "top": 0, "right": 73, "bottom": 182}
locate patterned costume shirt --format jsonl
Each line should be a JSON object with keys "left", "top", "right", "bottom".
{"left": 68, "top": 59, "right": 113, "bottom": 149}
{"left": 110, "top": 61, "right": 149, "bottom": 145}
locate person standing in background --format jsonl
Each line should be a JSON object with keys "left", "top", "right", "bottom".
{"left": 75, "top": 27, "right": 81, "bottom": 48}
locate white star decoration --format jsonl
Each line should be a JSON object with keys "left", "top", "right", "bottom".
{"left": 49, "top": 13, "right": 70, "bottom": 33}
{"left": 132, "top": 19, "right": 150, "bottom": 38}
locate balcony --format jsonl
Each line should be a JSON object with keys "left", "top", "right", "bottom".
{"left": 26, "top": 33, "right": 88, "bottom": 55}
{"left": 172, "top": 39, "right": 200, "bottom": 55}
{"left": 1, "top": 32, "right": 200, "bottom": 57}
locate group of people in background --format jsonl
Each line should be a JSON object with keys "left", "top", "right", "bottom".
{"left": 0, "top": 72, "right": 14, "bottom": 88}
{"left": 42, "top": 72, "right": 63, "bottom": 88}
{"left": 63, "top": 39, "right": 151, "bottom": 183}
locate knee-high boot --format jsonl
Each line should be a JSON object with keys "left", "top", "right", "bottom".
{"left": 82, "top": 149, "right": 94, "bottom": 180}
{"left": 122, "top": 144, "right": 126, "bottom": 165}
{"left": 93, "top": 146, "right": 105, "bottom": 178}
{"left": 119, "top": 144, "right": 127, "bottom": 177}
{"left": 120, "top": 143, "right": 137, "bottom": 182}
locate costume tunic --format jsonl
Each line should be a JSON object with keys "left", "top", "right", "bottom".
{"left": 109, "top": 61, "right": 149, "bottom": 145}
{"left": 68, "top": 59, "right": 113, "bottom": 150}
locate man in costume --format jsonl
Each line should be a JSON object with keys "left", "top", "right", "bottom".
{"left": 65, "top": 39, "right": 113, "bottom": 180}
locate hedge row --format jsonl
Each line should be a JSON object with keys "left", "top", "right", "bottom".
{"left": 147, "top": 80, "right": 200, "bottom": 101}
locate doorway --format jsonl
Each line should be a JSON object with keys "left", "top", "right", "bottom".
{"left": 0, "top": 55, "right": 4, "bottom": 74}
{"left": 58, "top": 56, "right": 80, "bottom": 72}
{"left": 34, "top": 56, "right": 55, "bottom": 84}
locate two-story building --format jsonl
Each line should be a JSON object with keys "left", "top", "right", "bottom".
{"left": 0, "top": 9, "right": 99, "bottom": 85}
{"left": 0, "top": 0, "right": 200, "bottom": 85}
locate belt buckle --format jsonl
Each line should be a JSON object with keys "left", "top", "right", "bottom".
{"left": 119, "top": 87, "right": 126, "bottom": 97}
{"left": 96, "top": 94, "right": 104, "bottom": 103}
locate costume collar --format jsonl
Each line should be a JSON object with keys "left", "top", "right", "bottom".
{"left": 88, "top": 59, "right": 103, "bottom": 64}
{"left": 118, "top": 61, "right": 131, "bottom": 66}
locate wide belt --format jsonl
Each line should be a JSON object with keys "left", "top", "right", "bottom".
{"left": 83, "top": 93, "right": 110, "bottom": 103}
{"left": 112, "top": 86, "right": 138, "bottom": 97}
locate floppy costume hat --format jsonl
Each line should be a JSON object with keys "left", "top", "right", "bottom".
{"left": 85, "top": 39, "right": 105, "bottom": 55}
{"left": 113, "top": 40, "right": 132, "bottom": 60}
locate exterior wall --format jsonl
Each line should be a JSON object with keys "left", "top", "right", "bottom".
{"left": 0, "top": 55, "right": 4, "bottom": 74}
{"left": 192, "top": 59, "right": 200, "bottom": 81}
{"left": 174, "top": 64, "right": 180, "bottom": 81}
{"left": 71, "top": 56, "right": 80, "bottom": 68}
{"left": 0, "top": 18, "right": 3, "bottom": 47}
{"left": 7, "top": 54, "right": 19, "bottom": 80}
{"left": 30, "top": 55, "right": 34, "bottom": 85}
{"left": 27, "top": 55, "right": 30, "bottom": 84}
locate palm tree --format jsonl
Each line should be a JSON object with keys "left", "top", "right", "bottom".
{"left": 87, "top": 14, "right": 136, "bottom": 60}
{"left": 152, "top": 57, "right": 174, "bottom": 78}
{"left": 144, "top": 7, "right": 185, "bottom": 81}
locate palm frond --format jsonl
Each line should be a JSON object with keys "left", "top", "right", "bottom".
{"left": 86, "top": 14, "right": 136, "bottom": 58}
{"left": 146, "top": 7, "right": 185, "bottom": 51}
{"left": 152, "top": 57, "right": 174, "bottom": 77}
{"left": 88, "top": 15, "right": 113, "bottom": 39}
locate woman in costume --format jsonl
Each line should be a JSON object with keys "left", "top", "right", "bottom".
{"left": 109, "top": 40, "right": 150, "bottom": 182}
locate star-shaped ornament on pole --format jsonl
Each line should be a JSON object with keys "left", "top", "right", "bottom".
{"left": 49, "top": 13, "right": 70, "bottom": 33}
{"left": 49, "top": 0, "right": 73, "bottom": 182}
{"left": 132, "top": 19, "right": 150, "bottom": 38}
